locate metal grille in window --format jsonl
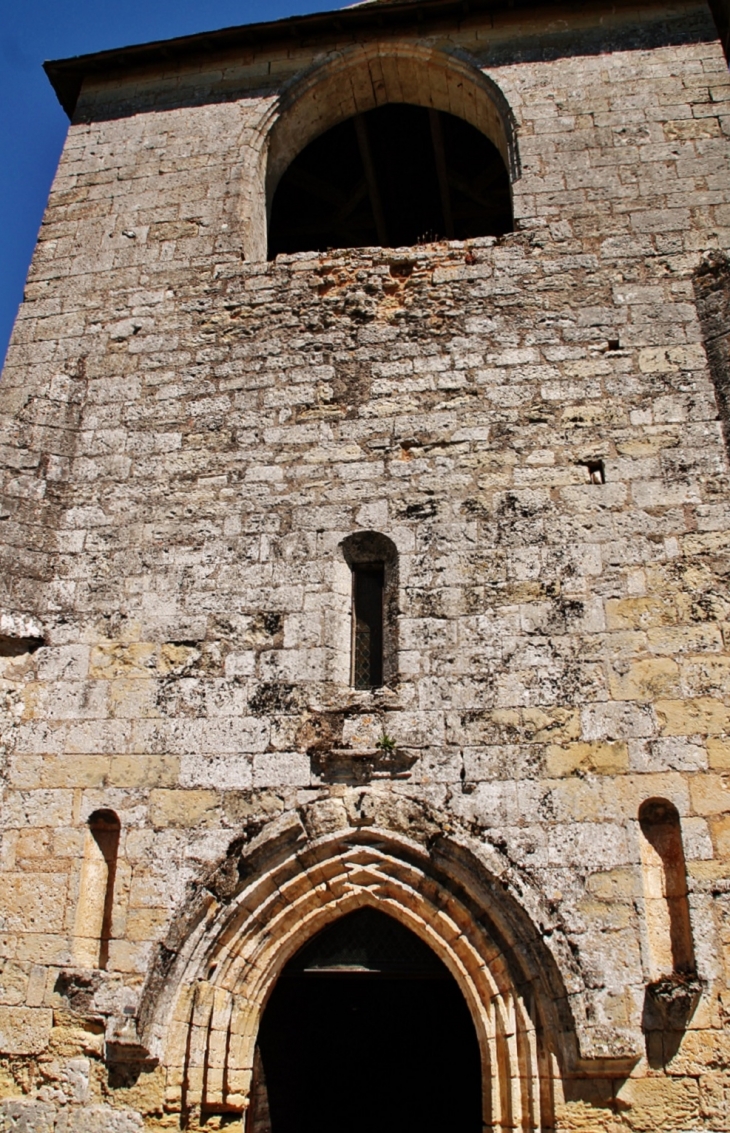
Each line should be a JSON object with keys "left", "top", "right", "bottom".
{"left": 353, "top": 565, "right": 384, "bottom": 688}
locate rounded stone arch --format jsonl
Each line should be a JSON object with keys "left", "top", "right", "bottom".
{"left": 137, "top": 795, "right": 589, "bottom": 1132}
{"left": 242, "top": 42, "right": 521, "bottom": 261}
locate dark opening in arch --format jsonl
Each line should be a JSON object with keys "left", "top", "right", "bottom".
{"left": 252, "top": 908, "right": 482, "bottom": 1133}
{"left": 268, "top": 103, "right": 513, "bottom": 258}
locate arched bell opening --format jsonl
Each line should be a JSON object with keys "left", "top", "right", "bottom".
{"left": 240, "top": 43, "right": 521, "bottom": 261}
{"left": 268, "top": 103, "right": 513, "bottom": 257}
{"left": 250, "top": 907, "right": 482, "bottom": 1133}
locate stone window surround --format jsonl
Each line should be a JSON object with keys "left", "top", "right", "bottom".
{"left": 331, "top": 530, "right": 400, "bottom": 691}
{"left": 240, "top": 41, "right": 521, "bottom": 262}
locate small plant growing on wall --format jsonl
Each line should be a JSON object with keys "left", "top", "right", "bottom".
{"left": 376, "top": 730, "right": 396, "bottom": 753}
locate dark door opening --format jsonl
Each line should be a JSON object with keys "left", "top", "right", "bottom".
{"left": 268, "top": 103, "right": 513, "bottom": 258}
{"left": 253, "top": 908, "right": 482, "bottom": 1133}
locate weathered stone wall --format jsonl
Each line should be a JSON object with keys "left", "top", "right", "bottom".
{"left": 1, "top": 1, "right": 729, "bottom": 1129}
{"left": 695, "top": 250, "right": 730, "bottom": 456}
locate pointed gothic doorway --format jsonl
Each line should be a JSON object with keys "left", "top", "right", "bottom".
{"left": 250, "top": 908, "right": 482, "bottom": 1133}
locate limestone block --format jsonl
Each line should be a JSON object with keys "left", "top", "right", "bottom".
{"left": 1, "top": 791, "right": 74, "bottom": 830}
{"left": 180, "top": 751, "right": 254, "bottom": 789}
{"left": 0, "top": 874, "right": 68, "bottom": 933}
{"left": 88, "top": 643, "right": 157, "bottom": 680}
{"left": 708, "top": 736, "right": 730, "bottom": 769}
{"left": 581, "top": 701, "right": 655, "bottom": 741}
{"left": 0, "top": 959, "right": 29, "bottom": 1006}
{"left": 690, "top": 774, "right": 730, "bottom": 816}
{"left": 253, "top": 751, "right": 310, "bottom": 787}
{"left": 9, "top": 755, "right": 110, "bottom": 791}
{"left": 122, "top": 907, "right": 170, "bottom": 942}
{"left": 615, "top": 1075, "right": 701, "bottom": 1130}
{"left": 655, "top": 698, "right": 730, "bottom": 736}
{"left": 25, "top": 964, "right": 47, "bottom": 1008}
{"left": 608, "top": 657, "right": 680, "bottom": 702}
{"left": 55, "top": 1108, "right": 143, "bottom": 1132}
{"left": 629, "top": 736, "right": 707, "bottom": 773}
{"left": 0, "top": 1101, "right": 54, "bottom": 1133}
{"left": 547, "top": 740, "right": 629, "bottom": 777}
{"left": 547, "top": 820, "right": 630, "bottom": 869}
{"left": 13, "top": 934, "right": 69, "bottom": 967}
{"left": 108, "top": 755, "right": 179, "bottom": 788}
{"left": 147, "top": 789, "right": 219, "bottom": 828}
{"left": 34, "top": 648, "right": 89, "bottom": 683}
{"left": 0, "top": 1006, "right": 52, "bottom": 1054}
{"left": 586, "top": 867, "right": 641, "bottom": 901}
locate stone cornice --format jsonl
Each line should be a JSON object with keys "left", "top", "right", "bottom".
{"left": 43, "top": 0, "right": 700, "bottom": 118}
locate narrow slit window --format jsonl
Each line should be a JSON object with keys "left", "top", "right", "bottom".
{"left": 73, "top": 809, "right": 120, "bottom": 970}
{"left": 341, "top": 531, "right": 398, "bottom": 690}
{"left": 352, "top": 564, "right": 384, "bottom": 689}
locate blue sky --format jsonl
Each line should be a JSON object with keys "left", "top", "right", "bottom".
{"left": 0, "top": 0, "right": 338, "bottom": 366}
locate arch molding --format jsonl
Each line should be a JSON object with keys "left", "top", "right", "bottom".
{"left": 137, "top": 796, "right": 587, "bottom": 1131}
{"left": 242, "top": 42, "right": 520, "bottom": 261}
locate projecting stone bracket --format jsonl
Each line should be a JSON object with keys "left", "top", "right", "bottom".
{"left": 310, "top": 745, "right": 417, "bottom": 783}
{"left": 643, "top": 973, "right": 703, "bottom": 1031}
{"left": 105, "top": 1013, "right": 146, "bottom": 1052}
{"left": 105, "top": 1016, "right": 158, "bottom": 1089}
{"left": 642, "top": 973, "right": 704, "bottom": 1068}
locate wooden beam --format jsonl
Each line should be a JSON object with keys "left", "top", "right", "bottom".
{"left": 271, "top": 222, "right": 372, "bottom": 240}
{"left": 286, "top": 167, "right": 348, "bottom": 208}
{"left": 471, "top": 161, "right": 511, "bottom": 193}
{"left": 354, "top": 115, "right": 389, "bottom": 247}
{"left": 429, "top": 109, "right": 454, "bottom": 240}
{"left": 447, "top": 170, "right": 503, "bottom": 211}
{"left": 335, "top": 180, "right": 369, "bottom": 225}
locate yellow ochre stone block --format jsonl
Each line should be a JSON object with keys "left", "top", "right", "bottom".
{"left": 616, "top": 1075, "right": 701, "bottom": 1127}
{"left": 608, "top": 657, "right": 680, "bottom": 702}
{"left": 110, "top": 755, "right": 180, "bottom": 788}
{"left": 586, "top": 868, "right": 641, "bottom": 901}
{"left": 709, "top": 815, "right": 730, "bottom": 860}
{"left": 605, "top": 596, "right": 677, "bottom": 631}
{"left": 655, "top": 697, "right": 730, "bottom": 736}
{"left": 0, "top": 1007, "right": 52, "bottom": 1056}
{"left": 707, "top": 736, "right": 730, "bottom": 770}
{"left": 148, "top": 789, "right": 219, "bottom": 828}
{"left": 547, "top": 741, "right": 629, "bottom": 777}
{"left": 690, "top": 774, "right": 730, "bottom": 816}
{"left": 89, "top": 642, "right": 157, "bottom": 679}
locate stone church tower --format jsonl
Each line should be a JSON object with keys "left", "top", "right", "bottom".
{"left": 1, "top": 0, "right": 730, "bottom": 1128}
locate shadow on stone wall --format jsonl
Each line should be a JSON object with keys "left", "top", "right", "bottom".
{"left": 694, "top": 251, "right": 730, "bottom": 461}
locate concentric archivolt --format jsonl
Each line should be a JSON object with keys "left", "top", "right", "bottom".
{"left": 139, "top": 798, "right": 578, "bottom": 1131}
